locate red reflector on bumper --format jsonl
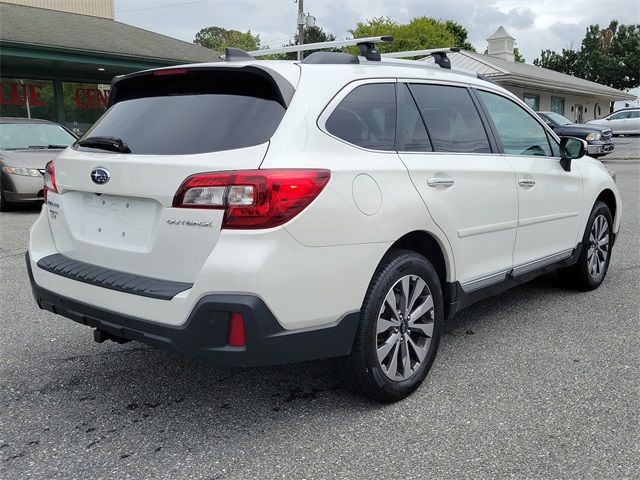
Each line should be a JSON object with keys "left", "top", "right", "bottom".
{"left": 228, "top": 313, "right": 245, "bottom": 347}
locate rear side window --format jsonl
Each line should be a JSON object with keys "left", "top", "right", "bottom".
{"left": 476, "top": 90, "right": 552, "bottom": 157}
{"left": 77, "top": 69, "right": 287, "bottom": 155}
{"left": 325, "top": 83, "right": 396, "bottom": 151}
{"left": 409, "top": 84, "right": 491, "bottom": 154}
{"left": 397, "top": 84, "right": 431, "bottom": 152}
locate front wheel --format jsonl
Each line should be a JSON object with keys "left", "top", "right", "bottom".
{"left": 0, "top": 178, "right": 13, "bottom": 212}
{"left": 559, "top": 201, "right": 613, "bottom": 291}
{"left": 338, "top": 250, "right": 444, "bottom": 402}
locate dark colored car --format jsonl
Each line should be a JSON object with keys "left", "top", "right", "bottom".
{"left": 0, "top": 118, "right": 77, "bottom": 211}
{"left": 537, "top": 111, "right": 614, "bottom": 158}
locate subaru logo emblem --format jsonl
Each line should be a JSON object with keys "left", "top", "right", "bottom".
{"left": 91, "top": 167, "right": 110, "bottom": 185}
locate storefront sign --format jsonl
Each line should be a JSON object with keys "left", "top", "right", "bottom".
{"left": 74, "top": 88, "right": 110, "bottom": 109}
{"left": 0, "top": 82, "right": 45, "bottom": 107}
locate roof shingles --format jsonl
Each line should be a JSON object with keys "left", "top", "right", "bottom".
{"left": 0, "top": 2, "right": 220, "bottom": 64}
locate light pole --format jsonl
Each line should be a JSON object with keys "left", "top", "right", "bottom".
{"left": 296, "top": 0, "right": 304, "bottom": 61}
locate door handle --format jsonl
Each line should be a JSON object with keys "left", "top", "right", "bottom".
{"left": 427, "top": 177, "right": 455, "bottom": 188}
{"left": 518, "top": 178, "right": 536, "bottom": 187}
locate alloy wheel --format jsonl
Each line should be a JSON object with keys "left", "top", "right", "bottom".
{"left": 376, "top": 275, "right": 435, "bottom": 381}
{"left": 587, "top": 214, "right": 609, "bottom": 279}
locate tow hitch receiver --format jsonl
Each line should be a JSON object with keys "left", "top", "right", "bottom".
{"left": 93, "top": 329, "right": 131, "bottom": 344}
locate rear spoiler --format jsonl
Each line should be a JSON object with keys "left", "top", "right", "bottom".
{"left": 108, "top": 65, "right": 296, "bottom": 108}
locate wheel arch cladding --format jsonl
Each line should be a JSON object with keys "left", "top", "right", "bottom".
{"left": 596, "top": 189, "right": 616, "bottom": 224}
{"left": 389, "top": 231, "right": 448, "bottom": 289}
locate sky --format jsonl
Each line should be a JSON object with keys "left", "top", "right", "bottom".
{"left": 113, "top": 0, "right": 640, "bottom": 98}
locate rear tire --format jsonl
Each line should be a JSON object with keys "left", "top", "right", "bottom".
{"left": 338, "top": 249, "right": 444, "bottom": 403}
{"left": 558, "top": 201, "right": 613, "bottom": 291}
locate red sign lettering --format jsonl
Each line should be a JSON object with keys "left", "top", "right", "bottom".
{"left": 74, "top": 88, "right": 109, "bottom": 109}
{"left": 0, "top": 83, "right": 46, "bottom": 107}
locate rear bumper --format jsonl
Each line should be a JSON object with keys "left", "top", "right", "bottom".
{"left": 26, "top": 253, "right": 360, "bottom": 366}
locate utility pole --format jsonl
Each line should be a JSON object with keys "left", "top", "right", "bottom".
{"left": 297, "top": 0, "right": 304, "bottom": 61}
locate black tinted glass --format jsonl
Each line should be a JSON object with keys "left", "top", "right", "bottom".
{"left": 397, "top": 84, "right": 430, "bottom": 151}
{"left": 77, "top": 70, "right": 286, "bottom": 155}
{"left": 409, "top": 84, "right": 491, "bottom": 153}
{"left": 326, "top": 83, "right": 396, "bottom": 151}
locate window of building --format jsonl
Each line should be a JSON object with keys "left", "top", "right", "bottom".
{"left": 408, "top": 84, "right": 491, "bottom": 153}
{"left": 551, "top": 97, "right": 565, "bottom": 115}
{"left": 0, "top": 77, "right": 57, "bottom": 122}
{"left": 476, "top": 90, "right": 552, "bottom": 157}
{"left": 523, "top": 93, "right": 540, "bottom": 111}
{"left": 62, "top": 82, "right": 110, "bottom": 135}
{"left": 325, "top": 83, "right": 397, "bottom": 151}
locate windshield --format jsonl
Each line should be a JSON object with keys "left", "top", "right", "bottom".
{"left": 0, "top": 123, "right": 76, "bottom": 150}
{"left": 543, "top": 112, "right": 572, "bottom": 126}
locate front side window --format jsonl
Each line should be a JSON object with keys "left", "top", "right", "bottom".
{"left": 409, "top": 84, "right": 491, "bottom": 154}
{"left": 325, "top": 83, "right": 396, "bottom": 151}
{"left": 477, "top": 90, "right": 552, "bottom": 157}
{"left": 608, "top": 112, "right": 629, "bottom": 120}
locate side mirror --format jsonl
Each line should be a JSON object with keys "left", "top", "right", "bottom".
{"left": 559, "top": 136, "right": 586, "bottom": 172}
{"left": 545, "top": 121, "right": 555, "bottom": 129}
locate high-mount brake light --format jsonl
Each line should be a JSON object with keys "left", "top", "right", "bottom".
{"left": 43, "top": 160, "right": 57, "bottom": 202}
{"left": 153, "top": 68, "right": 189, "bottom": 76}
{"left": 172, "top": 169, "right": 331, "bottom": 229}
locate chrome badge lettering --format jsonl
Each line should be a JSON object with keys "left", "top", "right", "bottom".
{"left": 167, "top": 219, "right": 213, "bottom": 227}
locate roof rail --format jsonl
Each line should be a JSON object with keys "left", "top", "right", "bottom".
{"left": 248, "top": 36, "right": 393, "bottom": 60}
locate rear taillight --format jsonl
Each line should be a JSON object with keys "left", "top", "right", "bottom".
{"left": 43, "top": 160, "right": 57, "bottom": 202}
{"left": 173, "top": 169, "right": 331, "bottom": 229}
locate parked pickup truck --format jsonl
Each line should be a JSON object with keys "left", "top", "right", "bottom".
{"left": 537, "top": 111, "right": 614, "bottom": 158}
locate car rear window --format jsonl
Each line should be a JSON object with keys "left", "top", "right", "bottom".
{"left": 76, "top": 69, "right": 287, "bottom": 155}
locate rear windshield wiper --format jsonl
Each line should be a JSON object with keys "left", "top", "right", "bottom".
{"left": 76, "top": 136, "right": 131, "bottom": 154}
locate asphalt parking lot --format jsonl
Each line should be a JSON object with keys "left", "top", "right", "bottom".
{"left": 1, "top": 159, "right": 639, "bottom": 479}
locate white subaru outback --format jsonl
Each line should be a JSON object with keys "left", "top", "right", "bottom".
{"left": 27, "top": 42, "right": 621, "bottom": 402}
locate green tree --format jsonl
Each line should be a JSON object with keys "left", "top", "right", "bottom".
{"left": 280, "top": 25, "right": 337, "bottom": 60}
{"left": 348, "top": 16, "right": 457, "bottom": 55}
{"left": 445, "top": 20, "right": 475, "bottom": 51}
{"left": 513, "top": 47, "right": 525, "bottom": 63}
{"left": 194, "top": 26, "right": 260, "bottom": 52}
{"left": 534, "top": 21, "right": 640, "bottom": 91}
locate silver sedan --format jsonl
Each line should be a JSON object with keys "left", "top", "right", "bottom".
{"left": 587, "top": 108, "right": 640, "bottom": 135}
{"left": 0, "top": 118, "right": 76, "bottom": 211}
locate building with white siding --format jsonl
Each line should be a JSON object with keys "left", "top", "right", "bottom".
{"left": 442, "top": 27, "right": 636, "bottom": 123}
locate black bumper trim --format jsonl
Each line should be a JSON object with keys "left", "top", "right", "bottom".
{"left": 27, "top": 253, "right": 360, "bottom": 366}
{"left": 37, "top": 253, "right": 193, "bottom": 300}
